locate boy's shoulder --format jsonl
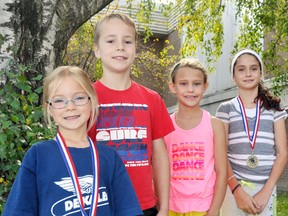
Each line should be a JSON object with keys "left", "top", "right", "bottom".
{"left": 93, "top": 81, "right": 166, "bottom": 111}
{"left": 131, "top": 81, "right": 159, "bottom": 95}
{"left": 93, "top": 80, "right": 158, "bottom": 94}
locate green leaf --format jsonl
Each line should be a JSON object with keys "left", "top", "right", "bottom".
{"left": 1, "top": 121, "right": 12, "bottom": 129}
{"left": 15, "top": 82, "right": 32, "bottom": 92}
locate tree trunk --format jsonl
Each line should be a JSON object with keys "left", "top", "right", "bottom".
{"left": 0, "top": 0, "right": 113, "bottom": 74}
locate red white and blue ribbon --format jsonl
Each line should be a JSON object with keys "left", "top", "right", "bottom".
{"left": 237, "top": 96, "right": 261, "bottom": 150}
{"left": 56, "top": 132, "right": 99, "bottom": 216}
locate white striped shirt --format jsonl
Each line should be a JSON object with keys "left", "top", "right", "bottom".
{"left": 216, "top": 97, "right": 287, "bottom": 183}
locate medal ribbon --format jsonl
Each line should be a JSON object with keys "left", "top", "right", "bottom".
{"left": 56, "top": 132, "right": 99, "bottom": 216}
{"left": 237, "top": 96, "right": 261, "bottom": 150}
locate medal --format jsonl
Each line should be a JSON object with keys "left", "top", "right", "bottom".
{"left": 237, "top": 96, "right": 261, "bottom": 169}
{"left": 56, "top": 132, "right": 99, "bottom": 216}
{"left": 246, "top": 151, "right": 259, "bottom": 168}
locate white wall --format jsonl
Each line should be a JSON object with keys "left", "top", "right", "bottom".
{"left": 180, "top": 1, "right": 288, "bottom": 115}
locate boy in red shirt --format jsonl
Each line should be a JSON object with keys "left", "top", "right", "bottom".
{"left": 88, "top": 13, "right": 174, "bottom": 216}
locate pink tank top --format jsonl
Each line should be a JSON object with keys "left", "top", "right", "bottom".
{"left": 164, "top": 109, "right": 216, "bottom": 212}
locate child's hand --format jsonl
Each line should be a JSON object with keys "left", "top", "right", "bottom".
{"left": 204, "top": 210, "right": 219, "bottom": 216}
{"left": 156, "top": 209, "right": 168, "bottom": 216}
{"left": 233, "top": 186, "right": 260, "bottom": 215}
{"left": 253, "top": 187, "right": 272, "bottom": 214}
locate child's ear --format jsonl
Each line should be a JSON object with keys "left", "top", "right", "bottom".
{"left": 204, "top": 82, "right": 209, "bottom": 91}
{"left": 94, "top": 43, "right": 100, "bottom": 58}
{"left": 169, "top": 82, "right": 177, "bottom": 94}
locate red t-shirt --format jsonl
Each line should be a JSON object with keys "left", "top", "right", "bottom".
{"left": 88, "top": 80, "right": 174, "bottom": 210}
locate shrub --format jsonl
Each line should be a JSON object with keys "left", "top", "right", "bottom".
{"left": 0, "top": 60, "right": 54, "bottom": 212}
{"left": 277, "top": 191, "right": 288, "bottom": 216}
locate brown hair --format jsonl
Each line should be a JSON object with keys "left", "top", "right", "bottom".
{"left": 232, "top": 49, "right": 283, "bottom": 111}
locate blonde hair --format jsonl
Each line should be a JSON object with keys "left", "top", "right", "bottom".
{"left": 170, "top": 58, "right": 208, "bottom": 84}
{"left": 42, "top": 66, "right": 98, "bottom": 130}
{"left": 93, "top": 13, "right": 137, "bottom": 45}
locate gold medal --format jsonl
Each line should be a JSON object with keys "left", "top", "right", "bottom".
{"left": 246, "top": 154, "right": 259, "bottom": 169}
{"left": 237, "top": 96, "right": 262, "bottom": 169}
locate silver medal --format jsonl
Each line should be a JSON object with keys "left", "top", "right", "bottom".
{"left": 246, "top": 154, "right": 259, "bottom": 169}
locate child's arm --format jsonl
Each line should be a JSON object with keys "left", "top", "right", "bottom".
{"left": 223, "top": 123, "right": 260, "bottom": 215}
{"left": 206, "top": 117, "right": 227, "bottom": 216}
{"left": 152, "top": 137, "right": 170, "bottom": 216}
{"left": 253, "top": 118, "right": 287, "bottom": 213}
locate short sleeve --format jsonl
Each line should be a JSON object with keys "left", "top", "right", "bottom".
{"left": 215, "top": 102, "right": 230, "bottom": 124}
{"left": 274, "top": 109, "right": 288, "bottom": 122}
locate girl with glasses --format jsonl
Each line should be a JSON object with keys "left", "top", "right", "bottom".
{"left": 3, "top": 66, "right": 143, "bottom": 216}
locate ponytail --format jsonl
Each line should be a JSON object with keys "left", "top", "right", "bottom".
{"left": 257, "top": 81, "right": 283, "bottom": 111}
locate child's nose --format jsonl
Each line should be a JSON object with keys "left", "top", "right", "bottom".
{"left": 116, "top": 42, "right": 124, "bottom": 51}
{"left": 188, "top": 85, "right": 194, "bottom": 91}
{"left": 246, "top": 70, "right": 252, "bottom": 76}
{"left": 65, "top": 100, "right": 77, "bottom": 109}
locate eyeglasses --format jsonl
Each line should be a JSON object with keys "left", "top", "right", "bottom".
{"left": 48, "top": 95, "right": 91, "bottom": 109}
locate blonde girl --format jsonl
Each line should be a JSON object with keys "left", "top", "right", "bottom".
{"left": 3, "top": 66, "right": 142, "bottom": 216}
{"left": 165, "top": 58, "right": 227, "bottom": 216}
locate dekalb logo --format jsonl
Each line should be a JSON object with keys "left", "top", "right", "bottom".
{"left": 51, "top": 175, "right": 109, "bottom": 215}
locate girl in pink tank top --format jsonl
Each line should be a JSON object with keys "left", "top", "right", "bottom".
{"left": 164, "top": 58, "right": 227, "bottom": 216}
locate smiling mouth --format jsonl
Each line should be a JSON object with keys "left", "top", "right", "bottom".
{"left": 113, "top": 56, "right": 127, "bottom": 60}
{"left": 64, "top": 115, "right": 80, "bottom": 120}
{"left": 185, "top": 95, "right": 197, "bottom": 99}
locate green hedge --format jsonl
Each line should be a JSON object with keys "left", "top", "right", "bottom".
{"left": 0, "top": 61, "right": 54, "bottom": 212}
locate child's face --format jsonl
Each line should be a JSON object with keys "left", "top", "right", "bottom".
{"left": 233, "top": 54, "right": 262, "bottom": 90}
{"left": 169, "top": 67, "right": 208, "bottom": 108}
{"left": 48, "top": 76, "right": 92, "bottom": 133}
{"left": 94, "top": 18, "right": 136, "bottom": 75}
